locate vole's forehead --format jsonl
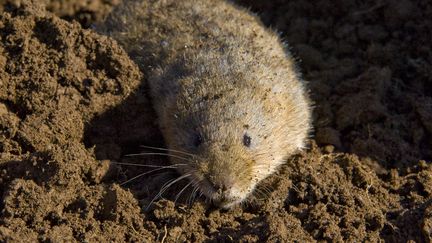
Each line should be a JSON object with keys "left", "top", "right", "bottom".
{"left": 185, "top": 101, "right": 265, "bottom": 128}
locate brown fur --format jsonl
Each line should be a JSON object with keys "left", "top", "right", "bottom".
{"left": 99, "top": 0, "right": 312, "bottom": 208}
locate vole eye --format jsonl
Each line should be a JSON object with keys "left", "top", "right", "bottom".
{"left": 193, "top": 133, "right": 203, "bottom": 147}
{"left": 243, "top": 134, "right": 251, "bottom": 147}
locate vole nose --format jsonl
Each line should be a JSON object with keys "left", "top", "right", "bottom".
{"left": 211, "top": 186, "right": 238, "bottom": 209}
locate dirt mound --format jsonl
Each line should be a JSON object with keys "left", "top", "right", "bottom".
{"left": 0, "top": 1, "right": 153, "bottom": 241}
{"left": 0, "top": 0, "right": 120, "bottom": 27}
{"left": 0, "top": 0, "right": 431, "bottom": 242}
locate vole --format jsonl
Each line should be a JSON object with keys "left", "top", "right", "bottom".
{"left": 99, "top": 0, "right": 312, "bottom": 208}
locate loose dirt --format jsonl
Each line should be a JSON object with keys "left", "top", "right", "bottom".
{"left": 0, "top": 0, "right": 431, "bottom": 242}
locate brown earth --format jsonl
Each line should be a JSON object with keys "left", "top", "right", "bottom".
{"left": 0, "top": 0, "right": 431, "bottom": 242}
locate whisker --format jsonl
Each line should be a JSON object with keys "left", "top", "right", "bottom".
{"left": 247, "top": 197, "right": 255, "bottom": 208}
{"left": 146, "top": 173, "right": 191, "bottom": 210}
{"left": 291, "top": 183, "right": 301, "bottom": 193}
{"left": 125, "top": 152, "right": 193, "bottom": 162}
{"left": 158, "top": 178, "right": 177, "bottom": 195}
{"left": 253, "top": 188, "right": 264, "bottom": 200}
{"left": 111, "top": 161, "right": 186, "bottom": 168}
{"left": 146, "top": 177, "right": 177, "bottom": 205}
{"left": 255, "top": 188, "right": 269, "bottom": 201}
{"left": 120, "top": 167, "right": 172, "bottom": 186}
{"left": 174, "top": 181, "right": 193, "bottom": 204}
{"left": 259, "top": 185, "right": 273, "bottom": 196}
{"left": 139, "top": 145, "right": 195, "bottom": 157}
{"left": 160, "top": 174, "right": 191, "bottom": 197}
{"left": 187, "top": 186, "right": 197, "bottom": 206}
{"left": 187, "top": 179, "right": 202, "bottom": 206}
{"left": 185, "top": 180, "right": 195, "bottom": 206}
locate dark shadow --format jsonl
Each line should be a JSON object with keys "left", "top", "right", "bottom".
{"left": 381, "top": 199, "right": 432, "bottom": 241}
{"left": 83, "top": 81, "right": 161, "bottom": 161}
{"left": 82, "top": 79, "right": 198, "bottom": 209}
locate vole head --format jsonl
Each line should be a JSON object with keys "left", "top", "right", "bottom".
{"left": 156, "top": 78, "right": 308, "bottom": 208}
{"left": 165, "top": 98, "right": 270, "bottom": 208}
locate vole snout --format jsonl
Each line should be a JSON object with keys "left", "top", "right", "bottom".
{"left": 209, "top": 182, "right": 245, "bottom": 209}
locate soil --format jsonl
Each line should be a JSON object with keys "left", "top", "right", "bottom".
{"left": 0, "top": 0, "right": 431, "bottom": 242}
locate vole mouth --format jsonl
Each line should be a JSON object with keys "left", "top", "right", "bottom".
{"left": 196, "top": 176, "right": 246, "bottom": 209}
{"left": 211, "top": 195, "right": 243, "bottom": 209}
